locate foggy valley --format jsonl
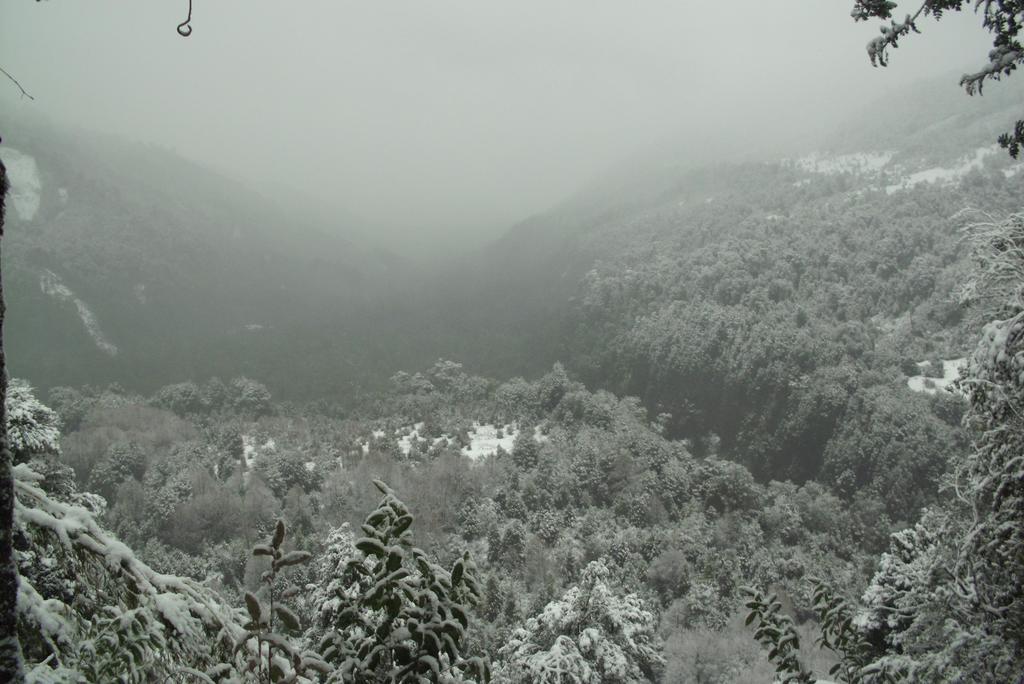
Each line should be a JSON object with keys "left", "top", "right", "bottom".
{"left": 1, "top": 2, "right": 1023, "bottom": 682}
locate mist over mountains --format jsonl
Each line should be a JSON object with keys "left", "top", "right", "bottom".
{"left": 4, "top": 17, "right": 1024, "bottom": 676}
{"left": 0, "top": 115, "right": 416, "bottom": 394}
{"left": 3, "top": 79, "right": 1023, "bottom": 404}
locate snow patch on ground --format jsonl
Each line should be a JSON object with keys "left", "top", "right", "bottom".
{"left": 240, "top": 436, "right": 284, "bottom": 478}
{"left": 462, "top": 423, "right": 518, "bottom": 461}
{"left": 39, "top": 269, "right": 118, "bottom": 356}
{"left": 241, "top": 435, "right": 257, "bottom": 484}
{"left": 397, "top": 423, "right": 424, "bottom": 456}
{"left": 886, "top": 146, "right": 997, "bottom": 194}
{"left": 361, "top": 429, "right": 386, "bottom": 454}
{"left": 906, "top": 358, "right": 966, "bottom": 395}
{"left": 791, "top": 151, "right": 894, "bottom": 176}
{"left": 242, "top": 435, "right": 257, "bottom": 468}
{"left": 396, "top": 422, "right": 452, "bottom": 456}
{"left": 360, "top": 421, "right": 548, "bottom": 461}
{"left": 533, "top": 425, "right": 550, "bottom": 444}
{"left": 788, "top": 146, "right": 1006, "bottom": 195}
{"left": 0, "top": 147, "right": 42, "bottom": 221}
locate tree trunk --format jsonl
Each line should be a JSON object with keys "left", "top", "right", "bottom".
{"left": 0, "top": 158, "right": 25, "bottom": 682}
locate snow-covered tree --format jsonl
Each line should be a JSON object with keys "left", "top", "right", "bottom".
{"left": 231, "top": 377, "right": 273, "bottom": 418}
{"left": 150, "top": 381, "right": 204, "bottom": 417}
{"left": 5, "top": 381, "right": 60, "bottom": 464}
{"left": 857, "top": 516, "right": 938, "bottom": 644}
{"left": 494, "top": 560, "right": 664, "bottom": 683}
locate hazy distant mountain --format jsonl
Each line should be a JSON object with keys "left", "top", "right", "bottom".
{"left": 430, "top": 77, "right": 1024, "bottom": 395}
{"left": 0, "top": 116, "right": 409, "bottom": 396}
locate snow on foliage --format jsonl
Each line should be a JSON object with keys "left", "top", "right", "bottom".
{"left": 230, "top": 377, "right": 273, "bottom": 417}
{"left": 5, "top": 380, "right": 61, "bottom": 461}
{"left": 304, "top": 522, "right": 356, "bottom": 641}
{"left": 495, "top": 560, "right": 663, "bottom": 683}
{"left": 316, "top": 480, "right": 488, "bottom": 683}
{"left": 790, "top": 151, "right": 894, "bottom": 176}
{"left": 13, "top": 463, "right": 251, "bottom": 682}
{"left": 857, "top": 512, "right": 941, "bottom": 644}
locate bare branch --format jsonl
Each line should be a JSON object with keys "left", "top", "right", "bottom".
{"left": 0, "top": 66, "right": 33, "bottom": 101}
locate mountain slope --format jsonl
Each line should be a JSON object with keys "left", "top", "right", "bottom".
{"left": 419, "top": 79, "right": 1023, "bottom": 489}
{"left": 0, "top": 116, "right": 409, "bottom": 396}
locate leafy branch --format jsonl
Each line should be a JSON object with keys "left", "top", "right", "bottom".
{"left": 742, "top": 586, "right": 815, "bottom": 684}
{"left": 239, "top": 519, "right": 329, "bottom": 683}
{"left": 851, "top": 0, "right": 1024, "bottom": 157}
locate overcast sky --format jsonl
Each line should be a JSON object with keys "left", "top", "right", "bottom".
{"left": 0, "top": 1, "right": 994, "bottom": 254}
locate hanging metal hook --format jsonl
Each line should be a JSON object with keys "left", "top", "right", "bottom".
{"left": 177, "top": 0, "right": 193, "bottom": 37}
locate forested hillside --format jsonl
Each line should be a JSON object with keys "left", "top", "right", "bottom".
{"left": 15, "top": 360, "right": 870, "bottom": 681}
{"left": 380, "top": 84, "right": 1014, "bottom": 527}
